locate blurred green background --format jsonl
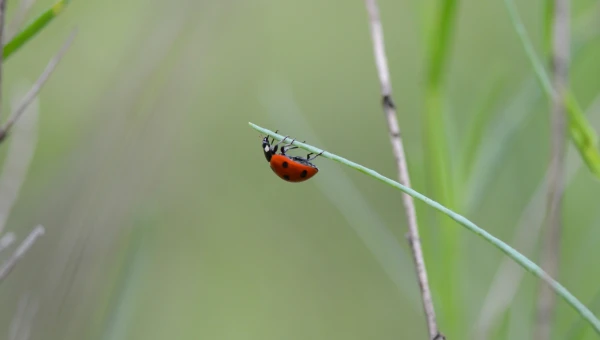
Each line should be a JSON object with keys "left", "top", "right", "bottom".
{"left": 0, "top": 0, "right": 599, "bottom": 339}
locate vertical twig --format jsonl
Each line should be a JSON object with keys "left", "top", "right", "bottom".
{"left": 363, "top": 1, "right": 442, "bottom": 339}
{"left": 536, "top": 0, "right": 569, "bottom": 339}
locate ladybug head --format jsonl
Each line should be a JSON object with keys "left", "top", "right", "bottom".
{"left": 262, "top": 136, "right": 277, "bottom": 162}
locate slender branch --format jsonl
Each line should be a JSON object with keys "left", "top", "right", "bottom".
{"left": 0, "top": 225, "right": 45, "bottom": 282}
{"left": 0, "top": 0, "right": 8, "bottom": 120}
{"left": 0, "top": 29, "right": 76, "bottom": 142}
{"left": 536, "top": 0, "right": 569, "bottom": 338}
{"left": 249, "top": 122, "right": 600, "bottom": 335}
{"left": 362, "top": 1, "right": 441, "bottom": 339}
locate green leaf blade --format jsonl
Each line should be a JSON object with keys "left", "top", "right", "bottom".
{"left": 565, "top": 91, "right": 600, "bottom": 178}
{"left": 3, "top": 0, "right": 70, "bottom": 61}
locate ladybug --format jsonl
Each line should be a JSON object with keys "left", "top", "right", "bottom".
{"left": 262, "top": 133, "right": 324, "bottom": 183}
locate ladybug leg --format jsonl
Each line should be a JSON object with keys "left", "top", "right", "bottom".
{"left": 272, "top": 136, "right": 289, "bottom": 147}
{"left": 271, "top": 136, "right": 289, "bottom": 153}
{"left": 281, "top": 146, "right": 299, "bottom": 154}
{"left": 281, "top": 139, "right": 305, "bottom": 151}
{"left": 269, "top": 130, "right": 279, "bottom": 144}
{"left": 282, "top": 140, "right": 304, "bottom": 152}
{"left": 280, "top": 138, "right": 297, "bottom": 155}
{"left": 306, "top": 150, "right": 324, "bottom": 161}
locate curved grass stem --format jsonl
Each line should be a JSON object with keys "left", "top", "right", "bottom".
{"left": 248, "top": 122, "right": 600, "bottom": 335}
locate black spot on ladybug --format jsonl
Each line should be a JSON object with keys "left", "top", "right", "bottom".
{"left": 301, "top": 170, "right": 308, "bottom": 178}
{"left": 283, "top": 175, "right": 290, "bottom": 181}
{"left": 282, "top": 161, "right": 288, "bottom": 168}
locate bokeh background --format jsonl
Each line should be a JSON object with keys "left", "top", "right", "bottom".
{"left": 0, "top": 0, "right": 598, "bottom": 339}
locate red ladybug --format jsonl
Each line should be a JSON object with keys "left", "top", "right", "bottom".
{"left": 262, "top": 134, "right": 324, "bottom": 183}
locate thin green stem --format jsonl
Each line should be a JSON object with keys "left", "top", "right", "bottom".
{"left": 426, "top": 0, "right": 459, "bottom": 87}
{"left": 503, "top": 0, "right": 553, "bottom": 95}
{"left": 543, "top": 0, "right": 555, "bottom": 57}
{"left": 459, "top": 72, "right": 507, "bottom": 190}
{"left": 3, "top": 0, "right": 70, "bottom": 61}
{"left": 249, "top": 122, "right": 600, "bottom": 335}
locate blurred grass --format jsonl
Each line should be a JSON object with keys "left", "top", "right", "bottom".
{"left": 462, "top": 1, "right": 600, "bottom": 215}
{"left": 0, "top": 0, "right": 597, "bottom": 339}
{"left": 503, "top": 0, "right": 600, "bottom": 180}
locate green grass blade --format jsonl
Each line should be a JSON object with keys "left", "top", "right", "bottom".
{"left": 502, "top": 0, "right": 553, "bottom": 94}
{"left": 564, "top": 218, "right": 600, "bottom": 340}
{"left": 3, "top": 0, "right": 70, "bottom": 61}
{"left": 502, "top": 0, "right": 600, "bottom": 179}
{"left": 426, "top": 0, "right": 459, "bottom": 88}
{"left": 248, "top": 122, "right": 600, "bottom": 335}
{"left": 565, "top": 269, "right": 600, "bottom": 339}
{"left": 459, "top": 70, "right": 508, "bottom": 188}
{"left": 564, "top": 91, "right": 600, "bottom": 177}
{"left": 462, "top": 76, "right": 542, "bottom": 213}
{"left": 97, "top": 224, "right": 148, "bottom": 340}
{"left": 565, "top": 290, "right": 600, "bottom": 339}
{"left": 543, "top": 0, "right": 554, "bottom": 56}
{"left": 423, "top": 0, "right": 461, "bottom": 334}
